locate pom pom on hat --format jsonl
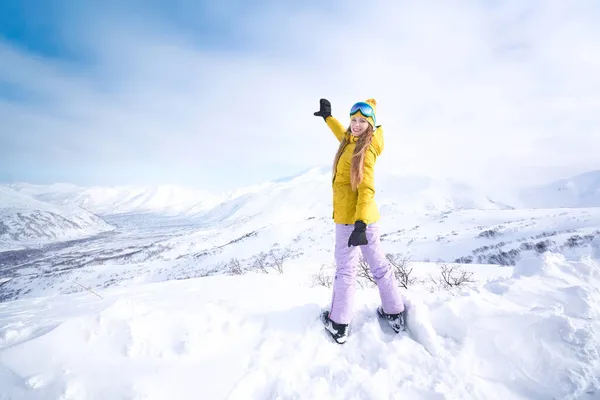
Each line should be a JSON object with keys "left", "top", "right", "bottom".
{"left": 365, "top": 98, "right": 377, "bottom": 113}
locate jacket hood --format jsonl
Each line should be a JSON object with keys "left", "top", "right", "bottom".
{"left": 371, "top": 125, "right": 384, "bottom": 156}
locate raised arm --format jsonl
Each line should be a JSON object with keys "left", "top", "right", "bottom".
{"left": 325, "top": 116, "right": 347, "bottom": 142}
{"left": 314, "top": 98, "right": 347, "bottom": 142}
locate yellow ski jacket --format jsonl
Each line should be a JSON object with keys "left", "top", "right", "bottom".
{"left": 325, "top": 116, "right": 383, "bottom": 225}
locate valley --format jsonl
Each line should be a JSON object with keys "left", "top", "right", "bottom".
{"left": 2, "top": 169, "right": 600, "bottom": 302}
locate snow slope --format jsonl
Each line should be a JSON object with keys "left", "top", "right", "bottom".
{"left": 7, "top": 183, "right": 221, "bottom": 217}
{"left": 2, "top": 168, "right": 600, "bottom": 302}
{"left": 519, "top": 170, "right": 600, "bottom": 208}
{"left": 0, "top": 252, "right": 598, "bottom": 399}
{"left": 2, "top": 198, "right": 599, "bottom": 303}
{"left": 377, "top": 174, "right": 513, "bottom": 214}
{"left": 6, "top": 169, "right": 510, "bottom": 222}
{"left": 0, "top": 187, "right": 114, "bottom": 251}
{"left": 174, "top": 169, "right": 511, "bottom": 228}
{"left": 199, "top": 167, "right": 332, "bottom": 226}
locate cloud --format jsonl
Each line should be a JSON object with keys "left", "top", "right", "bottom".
{"left": 1, "top": 0, "right": 600, "bottom": 193}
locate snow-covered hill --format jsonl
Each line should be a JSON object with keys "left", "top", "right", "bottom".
{"left": 213, "top": 170, "right": 513, "bottom": 221}
{"left": 3, "top": 168, "right": 600, "bottom": 302}
{"left": 2, "top": 200, "right": 599, "bottom": 303}
{"left": 2, "top": 170, "right": 600, "bottom": 398}
{"left": 7, "top": 183, "right": 222, "bottom": 217}
{"left": 1, "top": 252, "right": 598, "bottom": 399}
{"left": 200, "top": 167, "right": 332, "bottom": 226}
{"left": 0, "top": 187, "right": 114, "bottom": 251}
{"left": 377, "top": 174, "right": 514, "bottom": 214}
{"left": 519, "top": 170, "right": 600, "bottom": 209}
{"left": 186, "top": 169, "right": 514, "bottom": 228}
{"left": 7, "top": 169, "right": 512, "bottom": 222}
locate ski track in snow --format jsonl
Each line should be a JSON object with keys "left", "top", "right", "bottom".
{"left": 1, "top": 253, "right": 599, "bottom": 399}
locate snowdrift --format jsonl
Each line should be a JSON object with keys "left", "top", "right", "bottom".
{"left": 0, "top": 252, "right": 598, "bottom": 399}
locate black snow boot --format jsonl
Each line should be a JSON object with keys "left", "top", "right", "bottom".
{"left": 377, "top": 306, "right": 405, "bottom": 333}
{"left": 321, "top": 310, "right": 348, "bottom": 344}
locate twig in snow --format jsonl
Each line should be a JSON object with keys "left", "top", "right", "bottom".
{"left": 74, "top": 281, "right": 104, "bottom": 299}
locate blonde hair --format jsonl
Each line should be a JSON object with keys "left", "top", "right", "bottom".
{"left": 332, "top": 124, "right": 374, "bottom": 191}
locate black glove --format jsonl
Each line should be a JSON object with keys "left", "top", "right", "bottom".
{"left": 313, "top": 98, "right": 331, "bottom": 121}
{"left": 348, "top": 220, "right": 368, "bottom": 247}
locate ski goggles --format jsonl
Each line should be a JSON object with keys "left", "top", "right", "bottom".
{"left": 349, "top": 102, "right": 376, "bottom": 125}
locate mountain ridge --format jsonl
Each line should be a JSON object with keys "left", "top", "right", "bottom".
{"left": 6, "top": 169, "right": 516, "bottom": 219}
{"left": 519, "top": 170, "right": 600, "bottom": 209}
{"left": 0, "top": 187, "right": 114, "bottom": 251}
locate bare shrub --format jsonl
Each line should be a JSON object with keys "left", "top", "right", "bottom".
{"left": 429, "top": 262, "right": 476, "bottom": 290}
{"left": 564, "top": 234, "right": 593, "bottom": 248}
{"left": 252, "top": 252, "right": 270, "bottom": 274}
{"left": 477, "top": 228, "right": 502, "bottom": 239}
{"left": 534, "top": 239, "right": 555, "bottom": 254}
{"left": 353, "top": 252, "right": 416, "bottom": 289}
{"left": 356, "top": 256, "right": 376, "bottom": 288}
{"left": 228, "top": 258, "right": 243, "bottom": 275}
{"left": 520, "top": 242, "right": 534, "bottom": 251}
{"left": 268, "top": 243, "right": 294, "bottom": 274}
{"left": 249, "top": 244, "right": 297, "bottom": 274}
{"left": 311, "top": 264, "right": 334, "bottom": 288}
{"left": 454, "top": 256, "right": 474, "bottom": 264}
{"left": 386, "top": 253, "right": 415, "bottom": 289}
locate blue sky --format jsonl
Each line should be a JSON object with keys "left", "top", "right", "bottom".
{"left": 2, "top": 1, "right": 600, "bottom": 193}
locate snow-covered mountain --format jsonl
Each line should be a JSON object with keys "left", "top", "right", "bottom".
{"left": 0, "top": 187, "right": 114, "bottom": 251}
{"left": 377, "top": 174, "right": 514, "bottom": 214}
{"left": 184, "top": 168, "right": 514, "bottom": 228}
{"left": 199, "top": 168, "right": 332, "bottom": 226}
{"left": 7, "top": 183, "right": 222, "bottom": 217}
{"left": 519, "top": 170, "right": 600, "bottom": 209}
{"left": 7, "top": 169, "right": 512, "bottom": 222}
{"left": 2, "top": 168, "right": 600, "bottom": 302}
{"left": 2, "top": 171, "right": 600, "bottom": 399}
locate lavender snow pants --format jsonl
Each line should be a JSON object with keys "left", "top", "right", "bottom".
{"left": 329, "top": 223, "right": 404, "bottom": 325}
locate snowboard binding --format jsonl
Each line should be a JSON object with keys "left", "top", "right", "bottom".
{"left": 377, "top": 306, "right": 405, "bottom": 333}
{"left": 321, "top": 310, "right": 348, "bottom": 344}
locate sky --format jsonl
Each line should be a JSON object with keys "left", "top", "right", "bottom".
{"left": 1, "top": 0, "right": 600, "bottom": 193}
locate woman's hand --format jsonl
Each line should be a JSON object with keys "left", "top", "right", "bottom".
{"left": 314, "top": 98, "right": 331, "bottom": 121}
{"left": 348, "top": 220, "right": 368, "bottom": 247}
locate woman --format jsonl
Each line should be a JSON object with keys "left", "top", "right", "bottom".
{"left": 313, "top": 98, "right": 406, "bottom": 344}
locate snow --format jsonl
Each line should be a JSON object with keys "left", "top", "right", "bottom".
{"left": 4, "top": 168, "right": 600, "bottom": 258}
{"left": 0, "top": 187, "right": 75, "bottom": 214}
{"left": 7, "top": 183, "right": 222, "bottom": 217}
{"left": 7, "top": 169, "right": 514, "bottom": 221}
{"left": 0, "top": 252, "right": 598, "bottom": 399}
{"left": 593, "top": 236, "right": 600, "bottom": 259}
{"left": 2, "top": 173, "right": 600, "bottom": 302}
{"left": 1, "top": 169, "right": 600, "bottom": 398}
{"left": 519, "top": 170, "right": 600, "bottom": 208}
{"left": 0, "top": 187, "right": 114, "bottom": 251}
{"left": 377, "top": 174, "right": 514, "bottom": 213}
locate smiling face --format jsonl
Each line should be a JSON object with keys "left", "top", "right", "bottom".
{"left": 350, "top": 115, "right": 370, "bottom": 136}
